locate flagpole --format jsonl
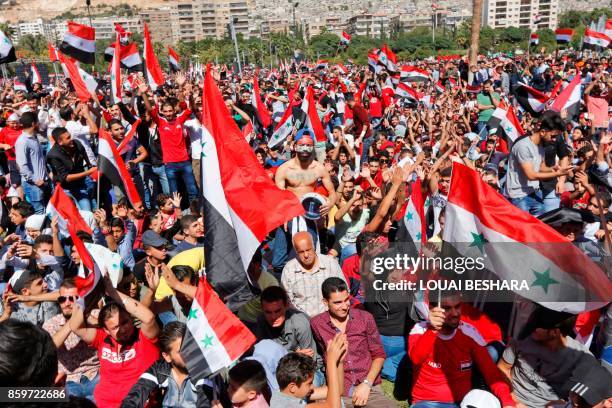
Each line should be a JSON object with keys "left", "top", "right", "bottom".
{"left": 96, "top": 169, "right": 101, "bottom": 209}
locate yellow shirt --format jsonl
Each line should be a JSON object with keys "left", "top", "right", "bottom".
{"left": 155, "top": 248, "right": 205, "bottom": 300}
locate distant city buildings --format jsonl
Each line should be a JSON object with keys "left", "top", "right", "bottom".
{"left": 482, "top": 0, "right": 560, "bottom": 30}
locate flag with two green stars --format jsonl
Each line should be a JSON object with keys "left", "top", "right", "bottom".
{"left": 442, "top": 162, "right": 611, "bottom": 313}
{"left": 180, "top": 276, "right": 256, "bottom": 381}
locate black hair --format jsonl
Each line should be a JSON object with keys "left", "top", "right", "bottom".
{"left": 439, "top": 167, "right": 452, "bottom": 178}
{"left": 0, "top": 320, "right": 58, "bottom": 386}
{"left": 228, "top": 360, "right": 269, "bottom": 394}
{"left": 356, "top": 231, "right": 382, "bottom": 256}
{"left": 321, "top": 277, "right": 348, "bottom": 300}
{"left": 18, "top": 111, "right": 37, "bottom": 128}
{"left": 110, "top": 217, "right": 125, "bottom": 230}
{"left": 107, "top": 118, "right": 123, "bottom": 129}
{"left": 59, "top": 106, "right": 73, "bottom": 121}
{"left": 171, "top": 265, "right": 196, "bottom": 285}
{"left": 33, "top": 234, "right": 53, "bottom": 250}
{"left": 260, "top": 285, "right": 288, "bottom": 305}
{"left": 180, "top": 214, "right": 198, "bottom": 232}
{"left": 159, "top": 321, "right": 186, "bottom": 354}
{"left": 276, "top": 352, "right": 316, "bottom": 390}
{"left": 98, "top": 302, "right": 127, "bottom": 328}
{"left": 156, "top": 193, "right": 171, "bottom": 209}
{"left": 538, "top": 110, "right": 565, "bottom": 132}
{"left": 51, "top": 127, "right": 69, "bottom": 143}
{"left": 11, "top": 201, "right": 34, "bottom": 218}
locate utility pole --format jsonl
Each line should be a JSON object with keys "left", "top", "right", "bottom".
{"left": 469, "top": 0, "right": 483, "bottom": 69}
{"left": 86, "top": 0, "right": 93, "bottom": 28}
{"left": 229, "top": 16, "right": 242, "bottom": 74}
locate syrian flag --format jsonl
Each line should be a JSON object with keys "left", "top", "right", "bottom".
{"left": 514, "top": 82, "right": 550, "bottom": 115}
{"left": 110, "top": 34, "right": 122, "bottom": 104}
{"left": 119, "top": 42, "right": 142, "bottom": 72}
{"left": 465, "top": 83, "right": 482, "bottom": 93}
{"left": 443, "top": 162, "right": 612, "bottom": 313}
{"left": 435, "top": 80, "right": 445, "bottom": 93}
{"left": 550, "top": 72, "right": 581, "bottom": 120}
{"left": 78, "top": 67, "right": 98, "bottom": 96}
{"left": 114, "top": 22, "right": 131, "bottom": 44}
{"left": 300, "top": 86, "right": 327, "bottom": 143}
{"left": 143, "top": 23, "right": 164, "bottom": 91}
{"left": 98, "top": 128, "right": 142, "bottom": 207}
{"left": 104, "top": 45, "right": 114, "bottom": 62}
{"left": 68, "top": 225, "right": 104, "bottom": 312}
{"left": 395, "top": 82, "right": 419, "bottom": 101}
{"left": 377, "top": 44, "right": 397, "bottom": 72}
{"left": 59, "top": 52, "right": 93, "bottom": 103}
{"left": 252, "top": 75, "right": 272, "bottom": 129}
{"left": 403, "top": 179, "right": 427, "bottom": 243}
{"left": 315, "top": 60, "right": 328, "bottom": 70}
{"left": 555, "top": 28, "right": 574, "bottom": 44}
{"left": 368, "top": 51, "right": 383, "bottom": 74}
{"left": 340, "top": 31, "right": 351, "bottom": 45}
{"left": 168, "top": 46, "right": 181, "bottom": 72}
{"left": 30, "top": 63, "right": 42, "bottom": 85}
{"left": 336, "top": 63, "right": 348, "bottom": 75}
{"left": 529, "top": 33, "right": 539, "bottom": 46}
{"left": 13, "top": 77, "right": 27, "bottom": 93}
{"left": 59, "top": 21, "right": 96, "bottom": 65}
{"left": 606, "top": 19, "right": 612, "bottom": 42}
{"left": 401, "top": 66, "right": 430, "bottom": 82}
{"left": 582, "top": 28, "right": 610, "bottom": 50}
{"left": 47, "top": 186, "right": 94, "bottom": 237}
{"left": 116, "top": 118, "right": 141, "bottom": 155}
{"left": 488, "top": 105, "right": 524, "bottom": 143}
{"left": 47, "top": 42, "right": 59, "bottom": 62}
{"left": 0, "top": 29, "right": 16, "bottom": 64}
{"left": 180, "top": 276, "right": 256, "bottom": 381}
{"left": 199, "top": 65, "right": 304, "bottom": 310}
{"left": 269, "top": 112, "right": 294, "bottom": 148}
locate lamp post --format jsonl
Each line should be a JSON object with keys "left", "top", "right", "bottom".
{"left": 85, "top": 0, "right": 93, "bottom": 28}
{"left": 229, "top": 16, "right": 241, "bottom": 74}
{"left": 292, "top": 2, "right": 299, "bottom": 44}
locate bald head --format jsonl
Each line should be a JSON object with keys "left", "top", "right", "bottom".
{"left": 292, "top": 232, "right": 316, "bottom": 269}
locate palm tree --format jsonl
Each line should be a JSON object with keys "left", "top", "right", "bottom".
{"left": 469, "top": 0, "right": 483, "bottom": 69}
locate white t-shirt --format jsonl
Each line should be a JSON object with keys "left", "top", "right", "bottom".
{"left": 65, "top": 120, "right": 97, "bottom": 165}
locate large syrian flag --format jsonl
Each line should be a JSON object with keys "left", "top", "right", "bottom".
{"left": 59, "top": 21, "right": 96, "bottom": 65}
{"left": 98, "top": 128, "right": 142, "bottom": 207}
{"left": 488, "top": 105, "right": 524, "bottom": 143}
{"left": 180, "top": 276, "right": 256, "bottom": 381}
{"left": 110, "top": 33, "right": 122, "bottom": 104}
{"left": 403, "top": 179, "right": 427, "bottom": 243}
{"left": 299, "top": 86, "right": 327, "bottom": 143}
{"left": 119, "top": 42, "right": 142, "bottom": 72}
{"left": 377, "top": 44, "right": 397, "bottom": 72}
{"left": 252, "top": 74, "right": 272, "bottom": 129}
{"left": 78, "top": 66, "right": 99, "bottom": 97}
{"left": 199, "top": 65, "right": 304, "bottom": 310}
{"left": 143, "top": 23, "right": 164, "bottom": 91}
{"left": 47, "top": 186, "right": 94, "bottom": 236}
{"left": 0, "top": 29, "right": 16, "bottom": 64}
{"left": 368, "top": 51, "right": 384, "bottom": 74}
{"left": 168, "top": 46, "right": 180, "bottom": 72}
{"left": 582, "top": 28, "right": 610, "bottom": 50}
{"left": 400, "top": 66, "right": 430, "bottom": 82}
{"left": 58, "top": 52, "right": 92, "bottom": 103}
{"left": 443, "top": 162, "right": 612, "bottom": 313}
{"left": 340, "top": 31, "right": 351, "bottom": 45}
{"left": 514, "top": 82, "right": 550, "bottom": 115}
{"left": 555, "top": 28, "right": 574, "bottom": 44}
{"left": 550, "top": 72, "right": 581, "bottom": 120}
{"left": 395, "top": 82, "right": 419, "bottom": 101}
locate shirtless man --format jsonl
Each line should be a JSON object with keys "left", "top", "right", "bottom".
{"left": 272, "top": 130, "right": 337, "bottom": 277}
{"left": 275, "top": 130, "right": 337, "bottom": 213}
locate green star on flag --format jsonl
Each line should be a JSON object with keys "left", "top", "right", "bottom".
{"left": 201, "top": 334, "right": 214, "bottom": 348}
{"left": 416, "top": 232, "right": 422, "bottom": 241}
{"left": 469, "top": 232, "right": 488, "bottom": 253}
{"left": 187, "top": 308, "right": 198, "bottom": 320}
{"left": 405, "top": 211, "right": 414, "bottom": 221}
{"left": 200, "top": 141, "right": 207, "bottom": 158}
{"left": 531, "top": 268, "right": 559, "bottom": 294}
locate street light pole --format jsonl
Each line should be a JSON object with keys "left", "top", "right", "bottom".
{"left": 86, "top": 0, "right": 93, "bottom": 28}
{"left": 292, "top": 2, "right": 299, "bottom": 44}
{"left": 230, "top": 16, "right": 242, "bottom": 74}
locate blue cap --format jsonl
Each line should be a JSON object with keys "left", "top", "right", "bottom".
{"left": 295, "top": 128, "right": 312, "bottom": 142}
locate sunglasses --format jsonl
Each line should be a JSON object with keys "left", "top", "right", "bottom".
{"left": 58, "top": 295, "right": 79, "bottom": 304}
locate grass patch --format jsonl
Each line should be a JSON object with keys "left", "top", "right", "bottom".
{"left": 380, "top": 379, "right": 409, "bottom": 408}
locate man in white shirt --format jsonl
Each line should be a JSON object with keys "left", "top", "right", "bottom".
{"left": 60, "top": 104, "right": 98, "bottom": 166}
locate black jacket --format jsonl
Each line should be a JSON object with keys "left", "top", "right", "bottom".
{"left": 121, "top": 359, "right": 212, "bottom": 408}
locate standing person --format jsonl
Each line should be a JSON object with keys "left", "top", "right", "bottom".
{"left": 42, "top": 279, "right": 100, "bottom": 401}
{"left": 60, "top": 103, "right": 99, "bottom": 167}
{"left": 346, "top": 95, "right": 371, "bottom": 163}
{"left": 281, "top": 231, "right": 345, "bottom": 318}
{"left": 47, "top": 127, "right": 97, "bottom": 211}
{"left": 14, "top": 112, "right": 50, "bottom": 214}
{"left": 476, "top": 80, "right": 500, "bottom": 134}
{"left": 310, "top": 278, "right": 394, "bottom": 408}
{"left": 506, "top": 111, "right": 573, "bottom": 216}
{"left": 68, "top": 273, "right": 160, "bottom": 408}
{"left": 0, "top": 113, "right": 24, "bottom": 199}
{"left": 139, "top": 77, "right": 199, "bottom": 203}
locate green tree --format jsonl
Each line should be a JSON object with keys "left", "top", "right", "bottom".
{"left": 308, "top": 33, "right": 341, "bottom": 58}
{"left": 17, "top": 34, "right": 47, "bottom": 58}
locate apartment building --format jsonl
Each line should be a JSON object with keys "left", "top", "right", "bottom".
{"left": 482, "top": 0, "right": 559, "bottom": 29}
{"left": 140, "top": 8, "right": 177, "bottom": 45}
{"left": 347, "top": 12, "right": 390, "bottom": 37}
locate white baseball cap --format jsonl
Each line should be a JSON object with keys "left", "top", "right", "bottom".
{"left": 460, "top": 390, "right": 501, "bottom": 408}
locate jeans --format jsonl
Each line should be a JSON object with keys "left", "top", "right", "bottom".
{"left": 22, "top": 180, "right": 48, "bottom": 214}
{"left": 165, "top": 161, "right": 198, "bottom": 203}
{"left": 158, "top": 311, "right": 178, "bottom": 326}
{"left": 151, "top": 164, "right": 170, "bottom": 196}
{"left": 67, "top": 183, "right": 93, "bottom": 212}
{"left": 380, "top": 335, "right": 406, "bottom": 382}
{"left": 361, "top": 136, "right": 375, "bottom": 164}
{"left": 411, "top": 403, "right": 457, "bottom": 408}
{"left": 542, "top": 189, "right": 560, "bottom": 214}
{"left": 477, "top": 121, "right": 488, "bottom": 136}
{"left": 65, "top": 374, "right": 99, "bottom": 402}
{"left": 510, "top": 190, "right": 544, "bottom": 217}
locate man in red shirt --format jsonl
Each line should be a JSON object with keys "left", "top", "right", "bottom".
{"left": 69, "top": 274, "right": 160, "bottom": 408}
{"left": 408, "top": 290, "right": 515, "bottom": 408}
{"left": 139, "top": 78, "right": 199, "bottom": 203}
{"left": 346, "top": 95, "right": 372, "bottom": 164}
{"left": 0, "top": 113, "right": 24, "bottom": 191}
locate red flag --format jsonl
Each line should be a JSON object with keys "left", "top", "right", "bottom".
{"left": 168, "top": 46, "right": 180, "bottom": 71}
{"left": 110, "top": 33, "right": 122, "bottom": 103}
{"left": 47, "top": 42, "right": 59, "bottom": 62}
{"left": 47, "top": 186, "right": 93, "bottom": 235}
{"left": 143, "top": 23, "right": 164, "bottom": 91}
{"left": 59, "top": 21, "right": 96, "bottom": 64}
{"left": 252, "top": 74, "right": 272, "bottom": 129}
{"left": 116, "top": 118, "right": 142, "bottom": 155}
{"left": 58, "top": 52, "right": 92, "bottom": 103}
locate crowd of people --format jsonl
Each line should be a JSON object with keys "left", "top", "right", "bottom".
{"left": 0, "top": 48, "right": 610, "bottom": 408}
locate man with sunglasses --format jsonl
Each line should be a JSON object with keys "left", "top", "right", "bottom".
{"left": 43, "top": 278, "right": 100, "bottom": 401}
